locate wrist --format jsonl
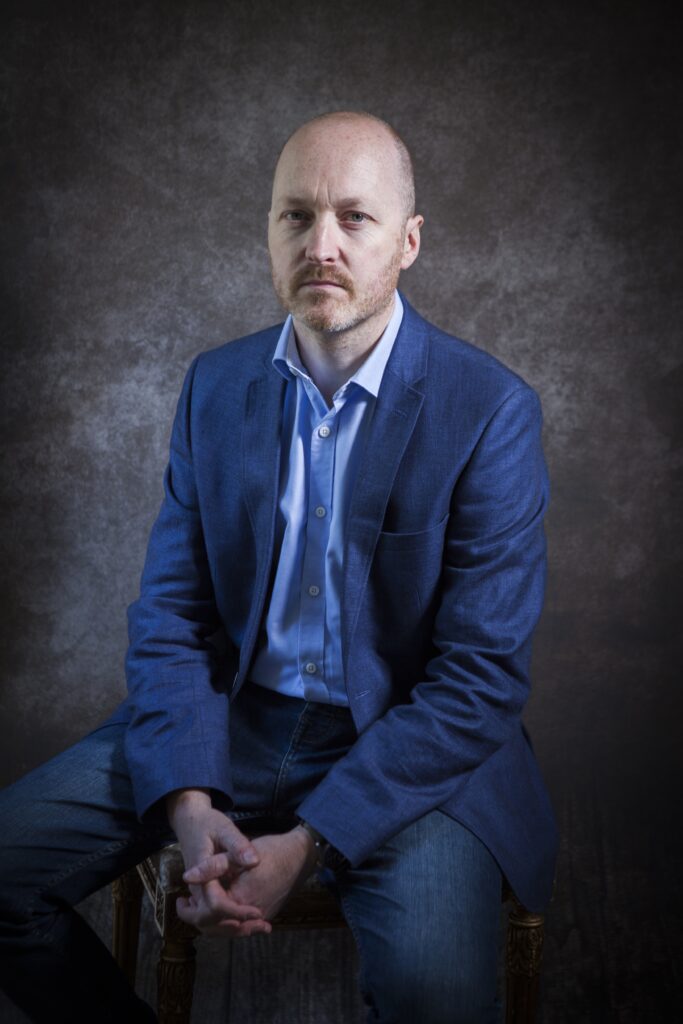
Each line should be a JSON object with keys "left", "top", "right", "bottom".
{"left": 292, "top": 823, "right": 320, "bottom": 875}
{"left": 295, "top": 819, "right": 350, "bottom": 874}
{"left": 166, "top": 788, "right": 212, "bottom": 829}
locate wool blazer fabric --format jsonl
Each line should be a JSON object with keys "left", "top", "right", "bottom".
{"left": 122, "top": 295, "right": 558, "bottom": 911}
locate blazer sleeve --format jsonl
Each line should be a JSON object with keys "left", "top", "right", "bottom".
{"left": 124, "top": 355, "right": 234, "bottom": 821}
{"left": 296, "top": 384, "right": 549, "bottom": 864}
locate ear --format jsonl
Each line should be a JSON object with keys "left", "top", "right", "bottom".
{"left": 400, "top": 214, "right": 423, "bottom": 270}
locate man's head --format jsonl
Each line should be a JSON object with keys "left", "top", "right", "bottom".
{"left": 268, "top": 111, "right": 422, "bottom": 338}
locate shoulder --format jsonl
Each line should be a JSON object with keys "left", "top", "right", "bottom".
{"left": 405, "top": 299, "right": 529, "bottom": 390}
{"left": 176, "top": 322, "right": 284, "bottom": 406}
{"left": 194, "top": 322, "right": 283, "bottom": 376}
{"left": 399, "top": 297, "right": 539, "bottom": 415}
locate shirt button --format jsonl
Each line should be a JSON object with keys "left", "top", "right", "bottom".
{"left": 318, "top": 425, "right": 331, "bottom": 438}
{"left": 314, "top": 506, "right": 326, "bottom": 518}
{"left": 304, "top": 662, "right": 317, "bottom": 674}
{"left": 308, "top": 584, "right": 320, "bottom": 597}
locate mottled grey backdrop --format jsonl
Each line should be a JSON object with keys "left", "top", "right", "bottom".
{"left": 2, "top": 1, "right": 681, "bottom": 1021}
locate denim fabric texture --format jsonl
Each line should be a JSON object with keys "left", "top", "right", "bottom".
{"left": 0, "top": 682, "right": 502, "bottom": 1023}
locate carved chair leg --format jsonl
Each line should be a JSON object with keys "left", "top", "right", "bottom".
{"left": 157, "top": 932, "right": 197, "bottom": 1024}
{"left": 111, "top": 867, "right": 144, "bottom": 988}
{"left": 505, "top": 899, "right": 545, "bottom": 1024}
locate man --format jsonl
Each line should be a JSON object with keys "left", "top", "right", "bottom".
{"left": 0, "top": 111, "right": 557, "bottom": 1023}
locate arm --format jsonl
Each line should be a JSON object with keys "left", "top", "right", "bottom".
{"left": 124, "top": 356, "right": 233, "bottom": 820}
{"left": 296, "top": 384, "right": 549, "bottom": 863}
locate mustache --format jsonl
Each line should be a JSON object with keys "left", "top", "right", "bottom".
{"left": 292, "top": 267, "right": 353, "bottom": 291}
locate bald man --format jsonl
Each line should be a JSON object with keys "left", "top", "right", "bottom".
{"left": 0, "top": 112, "right": 557, "bottom": 1024}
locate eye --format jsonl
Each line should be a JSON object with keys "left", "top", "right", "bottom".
{"left": 283, "top": 211, "right": 309, "bottom": 224}
{"left": 343, "top": 211, "right": 368, "bottom": 224}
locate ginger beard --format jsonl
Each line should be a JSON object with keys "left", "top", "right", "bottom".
{"left": 269, "top": 231, "right": 406, "bottom": 336}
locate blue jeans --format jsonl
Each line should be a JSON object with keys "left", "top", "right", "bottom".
{"left": 0, "top": 683, "right": 502, "bottom": 1023}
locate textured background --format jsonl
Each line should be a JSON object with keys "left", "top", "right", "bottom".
{"left": 1, "top": 1, "right": 682, "bottom": 1021}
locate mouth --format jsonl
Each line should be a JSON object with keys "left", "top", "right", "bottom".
{"left": 300, "top": 280, "right": 345, "bottom": 290}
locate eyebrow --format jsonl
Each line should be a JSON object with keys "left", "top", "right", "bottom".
{"left": 279, "top": 196, "right": 370, "bottom": 210}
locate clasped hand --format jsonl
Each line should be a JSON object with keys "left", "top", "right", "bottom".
{"left": 167, "top": 792, "right": 316, "bottom": 938}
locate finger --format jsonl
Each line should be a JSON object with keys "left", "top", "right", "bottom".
{"left": 178, "top": 901, "right": 269, "bottom": 935}
{"left": 183, "top": 852, "right": 235, "bottom": 884}
{"left": 176, "top": 895, "right": 200, "bottom": 925}
{"left": 201, "top": 879, "right": 264, "bottom": 920}
{"left": 177, "top": 884, "right": 263, "bottom": 928}
{"left": 202, "top": 918, "right": 273, "bottom": 939}
{"left": 183, "top": 834, "right": 259, "bottom": 884}
{"left": 215, "top": 825, "right": 260, "bottom": 867}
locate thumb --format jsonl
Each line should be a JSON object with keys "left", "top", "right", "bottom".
{"left": 182, "top": 842, "right": 259, "bottom": 884}
{"left": 229, "top": 836, "right": 260, "bottom": 867}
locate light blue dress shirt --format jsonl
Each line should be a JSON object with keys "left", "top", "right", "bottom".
{"left": 250, "top": 292, "right": 404, "bottom": 705}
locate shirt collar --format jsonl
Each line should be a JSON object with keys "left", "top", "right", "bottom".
{"left": 272, "top": 290, "right": 404, "bottom": 399}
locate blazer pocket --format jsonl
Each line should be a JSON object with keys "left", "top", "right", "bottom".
{"left": 376, "top": 513, "right": 450, "bottom": 552}
{"left": 368, "top": 514, "right": 450, "bottom": 657}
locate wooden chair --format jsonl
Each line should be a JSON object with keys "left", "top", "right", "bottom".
{"left": 112, "top": 843, "right": 545, "bottom": 1023}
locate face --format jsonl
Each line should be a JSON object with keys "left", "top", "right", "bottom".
{"left": 268, "top": 119, "right": 421, "bottom": 337}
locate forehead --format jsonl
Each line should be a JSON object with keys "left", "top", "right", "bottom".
{"left": 272, "top": 123, "right": 401, "bottom": 209}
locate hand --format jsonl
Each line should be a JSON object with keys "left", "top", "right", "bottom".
{"left": 166, "top": 788, "right": 270, "bottom": 937}
{"left": 182, "top": 825, "right": 317, "bottom": 930}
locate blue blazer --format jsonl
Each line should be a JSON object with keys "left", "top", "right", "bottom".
{"left": 123, "top": 296, "right": 558, "bottom": 911}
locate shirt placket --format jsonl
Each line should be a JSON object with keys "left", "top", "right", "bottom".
{"left": 298, "top": 382, "right": 340, "bottom": 700}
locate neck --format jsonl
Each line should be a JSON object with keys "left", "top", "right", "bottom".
{"left": 293, "top": 296, "right": 395, "bottom": 406}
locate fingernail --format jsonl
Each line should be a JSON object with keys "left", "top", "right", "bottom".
{"left": 241, "top": 849, "right": 258, "bottom": 865}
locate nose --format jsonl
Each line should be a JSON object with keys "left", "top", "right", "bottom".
{"left": 304, "top": 215, "right": 340, "bottom": 264}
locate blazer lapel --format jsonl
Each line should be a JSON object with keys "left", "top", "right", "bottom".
{"left": 240, "top": 359, "right": 286, "bottom": 664}
{"left": 341, "top": 300, "right": 429, "bottom": 665}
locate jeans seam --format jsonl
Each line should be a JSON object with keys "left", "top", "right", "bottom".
{"left": 338, "top": 884, "right": 378, "bottom": 1020}
{"left": 270, "top": 702, "right": 310, "bottom": 813}
{"left": 26, "top": 824, "right": 169, "bottom": 919}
